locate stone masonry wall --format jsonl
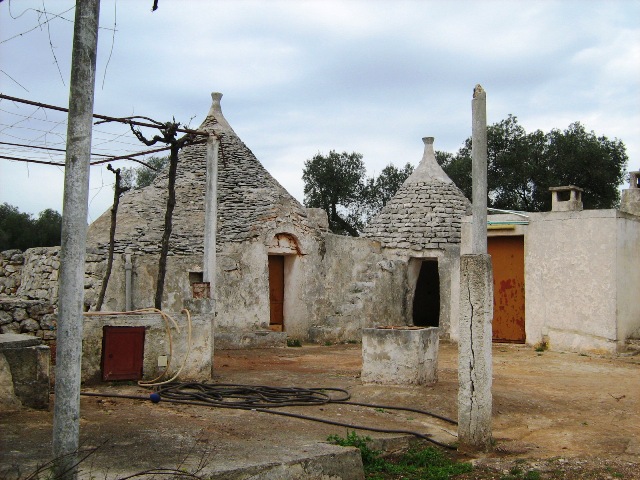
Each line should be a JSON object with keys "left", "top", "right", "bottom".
{"left": 0, "top": 247, "right": 108, "bottom": 344}
{"left": 363, "top": 181, "right": 469, "bottom": 250}
{"left": 0, "top": 250, "right": 24, "bottom": 295}
{"left": 0, "top": 298, "right": 56, "bottom": 341}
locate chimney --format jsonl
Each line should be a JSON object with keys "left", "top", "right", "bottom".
{"left": 549, "top": 185, "right": 583, "bottom": 212}
{"left": 620, "top": 171, "right": 640, "bottom": 216}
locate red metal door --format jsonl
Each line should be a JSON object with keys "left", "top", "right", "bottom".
{"left": 101, "top": 326, "right": 145, "bottom": 381}
{"left": 268, "top": 256, "right": 284, "bottom": 331}
{"left": 488, "top": 236, "right": 525, "bottom": 343}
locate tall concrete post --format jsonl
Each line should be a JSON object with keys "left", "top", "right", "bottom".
{"left": 202, "top": 133, "right": 218, "bottom": 377}
{"left": 458, "top": 84, "right": 493, "bottom": 452}
{"left": 203, "top": 134, "right": 218, "bottom": 287}
{"left": 52, "top": 1, "right": 100, "bottom": 478}
{"left": 471, "top": 84, "right": 488, "bottom": 255}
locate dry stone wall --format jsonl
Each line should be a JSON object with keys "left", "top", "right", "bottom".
{"left": 0, "top": 298, "right": 56, "bottom": 341}
{"left": 0, "top": 247, "right": 108, "bottom": 343}
{"left": 364, "top": 181, "right": 469, "bottom": 250}
{"left": 0, "top": 250, "right": 24, "bottom": 296}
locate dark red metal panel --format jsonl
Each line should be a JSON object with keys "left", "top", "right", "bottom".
{"left": 268, "top": 256, "right": 285, "bottom": 331}
{"left": 488, "top": 236, "right": 526, "bottom": 343}
{"left": 101, "top": 326, "right": 145, "bottom": 381}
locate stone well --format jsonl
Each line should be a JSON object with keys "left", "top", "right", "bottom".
{"left": 361, "top": 326, "right": 439, "bottom": 385}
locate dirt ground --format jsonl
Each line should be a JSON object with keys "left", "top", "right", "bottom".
{"left": 1, "top": 341, "right": 639, "bottom": 479}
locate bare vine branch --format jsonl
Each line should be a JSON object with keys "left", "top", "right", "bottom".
{"left": 96, "top": 163, "right": 130, "bottom": 311}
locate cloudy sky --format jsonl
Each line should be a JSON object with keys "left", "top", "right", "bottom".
{"left": 1, "top": 0, "right": 639, "bottom": 222}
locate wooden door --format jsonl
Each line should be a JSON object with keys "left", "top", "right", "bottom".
{"left": 101, "top": 326, "right": 145, "bottom": 381}
{"left": 488, "top": 236, "right": 525, "bottom": 343}
{"left": 268, "top": 255, "right": 284, "bottom": 331}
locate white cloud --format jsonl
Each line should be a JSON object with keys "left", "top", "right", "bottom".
{"left": 1, "top": 0, "right": 639, "bottom": 222}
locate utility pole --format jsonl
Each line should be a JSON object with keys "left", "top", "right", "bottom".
{"left": 458, "top": 84, "right": 493, "bottom": 452}
{"left": 52, "top": 1, "right": 100, "bottom": 478}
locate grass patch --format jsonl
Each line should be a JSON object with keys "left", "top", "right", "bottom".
{"left": 328, "top": 431, "right": 472, "bottom": 479}
{"left": 286, "top": 338, "right": 302, "bottom": 347}
{"left": 533, "top": 340, "right": 548, "bottom": 352}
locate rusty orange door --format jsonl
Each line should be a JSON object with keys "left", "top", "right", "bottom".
{"left": 268, "top": 255, "right": 284, "bottom": 331}
{"left": 488, "top": 236, "right": 525, "bottom": 343}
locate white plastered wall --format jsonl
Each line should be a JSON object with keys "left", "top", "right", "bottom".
{"left": 462, "top": 210, "right": 640, "bottom": 354}
{"left": 525, "top": 210, "right": 618, "bottom": 354}
{"left": 615, "top": 213, "right": 640, "bottom": 344}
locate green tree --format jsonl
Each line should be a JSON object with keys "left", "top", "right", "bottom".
{"left": 436, "top": 115, "right": 628, "bottom": 211}
{"left": 302, "top": 152, "right": 414, "bottom": 235}
{"left": 0, "top": 203, "right": 33, "bottom": 251}
{"left": 121, "top": 156, "right": 169, "bottom": 190}
{"left": 34, "top": 208, "right": 62, "bottom": 247}
{"left": 0, "top": 203, "right": 62, "bottom": 251}
{"left": 303, "top": 151, "right": 366, "bottom": 236}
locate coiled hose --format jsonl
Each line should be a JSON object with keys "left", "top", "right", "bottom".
{"left": 82, "top": 382, "right": 457, "bottom": 449}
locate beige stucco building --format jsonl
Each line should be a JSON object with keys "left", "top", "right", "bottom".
{"left": 460, "top": 184, "right": 640, "bottom": 355}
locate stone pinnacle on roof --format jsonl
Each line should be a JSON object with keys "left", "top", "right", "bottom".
{"left": 403, "top": 136, "right": 453, "bottom": 185}
{"left": 206, "top": 92, "right": 234, "bottom": 133}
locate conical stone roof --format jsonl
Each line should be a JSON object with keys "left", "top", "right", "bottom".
{"left": 87, "top": 93, "right": 318, "bottom": 255}
{"left": 362, "top": 137, "right": 470, "bottom": 251}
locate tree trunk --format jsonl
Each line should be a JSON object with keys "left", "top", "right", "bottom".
{"left": 154, "top": 144, "right": 180, "bottom": 310}
{"left": 96, "top": 165, "right": 128, "bottom": 311}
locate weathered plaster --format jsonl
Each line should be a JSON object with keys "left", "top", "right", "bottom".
{"left": 361, "top": 327, "right": 439, "bottom": 385}
{"left": 82, "top": 313, "right": 212, "bottom": 383}
{"left": 461, "top": 209, "right": 640, "bottom": 354}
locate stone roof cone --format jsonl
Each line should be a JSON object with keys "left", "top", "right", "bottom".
{"left": 87, "top": 92, "right": 317, "bottom": 254}
{"left": 363, "top": 137, "right": 470, "bottom": 251}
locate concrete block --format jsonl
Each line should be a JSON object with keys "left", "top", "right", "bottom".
{"left": 0, "top": 334, "right": 50, "bottom": 409}
{"left": 361, "top": 326, "right": 439, "bottom": 385}
{"left": 458, "top": 254, "right": 493, "bottom": 451}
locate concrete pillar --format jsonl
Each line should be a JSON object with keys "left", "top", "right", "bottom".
{"left": 471, "top": 85, "right": 488, "bottom": 255}
{"left": 202, "top": 132, "right": 219, "bottom": 378}
{"left": 53, "top": 0, "right": 101, "bottom": 477}
{"left": 458, "top": 254, "right": 493, "bottom": 451}
{"left": 458, "top": 84, "right": 493, "bottom": 452}
{"left": 203, "top": 133, "right": 219, "bottom": 286}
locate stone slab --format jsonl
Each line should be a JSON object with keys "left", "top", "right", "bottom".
{"left": 0, "top": 333, "right": 42, "bottom": 351}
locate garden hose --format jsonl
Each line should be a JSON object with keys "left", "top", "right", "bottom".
{"left": 81, "top": 382, "right": 457, "bottom": 450}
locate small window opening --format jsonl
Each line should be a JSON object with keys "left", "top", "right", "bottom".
{"left": 189, "top": 271, "right": 203, "bottom": 284}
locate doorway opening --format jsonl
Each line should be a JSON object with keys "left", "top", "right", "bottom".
{"left": 412, "top": 260, "right": 440, "bottom": 327}
{"left": 268, "top": 255, "right": 285, "bottom": 331}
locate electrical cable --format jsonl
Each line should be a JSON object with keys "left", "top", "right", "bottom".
{"left": 83, "top": 308, "right": 193, "bottom": 386}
